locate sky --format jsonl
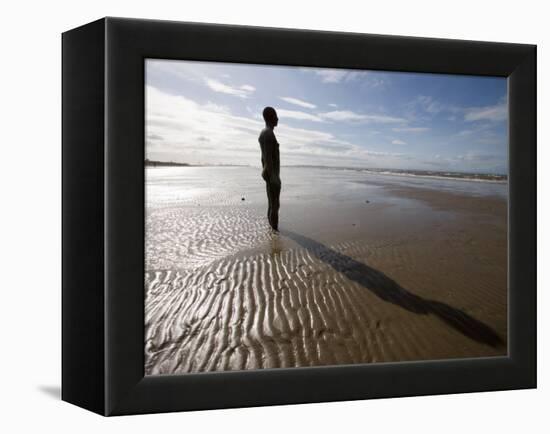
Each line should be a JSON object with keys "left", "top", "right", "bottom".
{"left": 145, "top": 59, "right": 508, "bottom": 174}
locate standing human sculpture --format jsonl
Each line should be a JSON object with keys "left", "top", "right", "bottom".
{"left": 258, "top": 107, "right": 281, "bottom": 231}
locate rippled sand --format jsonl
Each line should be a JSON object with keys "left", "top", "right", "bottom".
{"left": 145, "top": 167, "right": 507, "bottom": 375}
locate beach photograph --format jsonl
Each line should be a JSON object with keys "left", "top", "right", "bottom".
{"left": 144, "top": 59, "right": 508, "bottom": 376}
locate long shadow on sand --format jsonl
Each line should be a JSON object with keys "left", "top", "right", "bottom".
{"left": 280, "top": 229, "right": 504, "bottom": 348}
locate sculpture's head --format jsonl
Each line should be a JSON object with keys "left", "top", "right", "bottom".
{"left": 262, "top": 106, "right": 278, "bottom": 128}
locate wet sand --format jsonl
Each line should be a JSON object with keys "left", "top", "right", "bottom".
{"left": 145, "top": 167, "right": 507, "bottom": 375}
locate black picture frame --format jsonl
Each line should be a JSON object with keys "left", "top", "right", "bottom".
{"left": 62, "top": 17, "right": 536, "bottom": 416}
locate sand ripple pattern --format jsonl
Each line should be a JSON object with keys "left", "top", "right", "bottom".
{"left": 145, "top": 232, "right": 507, "bottom": 375}
{"left": 146, "top": 206, "right": 272, "bottom": 270}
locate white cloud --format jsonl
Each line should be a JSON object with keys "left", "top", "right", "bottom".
{"left": 311, "top": 69, "right": 369, "bottom": 83}
{"left": 392, "top": 139, "right": 407, "bottom": 145}
{"left": 147, "top": 59, "right": 205, "bottom": 83}
{"left": 204, "top": 78, "right": 255, "bottom": 98}
{"left": 454, "top": 121, "right": 506, "bottom": 146}
{"left": 320, "top": 111, "right": 366, "bottom": 121}
{"left": 406, "top": 95, "right": 461, "bottom": 121}
{"left": 410, "top": 95, "right": 507, "bottom": 124}
{"left": 279, "top": 97, "right": 317, "bottom": 109}
{"left": 464, "top": 101, "right": 507, "bottom": 122}
{"left": 328, "top": 103, "right": 338, "bottom": 108}
{"left": 314, "top": 70, "right": 349, "bottom": 83}
{"left": 277, "top": 109, "right": 324, "bottom": 123}
{"left": 320, "top": 110, "right": 406, "bottom": 124}
{"left": 417, "top": 95, "right": 443, "bottom": 114}
{"left": 146, "top": 85, "right": 261, "bottom": 161}
{"left": 392, "top": 127, "right": 430, "bottom": 133}
{"left": 303, "top": 68, "right": 389, "bottom": 89}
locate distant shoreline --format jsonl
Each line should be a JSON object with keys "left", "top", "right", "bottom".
{"left": 145, "top": 159, "right": 248, "bottom": 168}
{"left": 284, "top": 165, "right": 507, "bottom": 182}
{"left": 145, "top": 160, "right": 506, "bottom": 182}
{"left": 145, "top": 159, "right": 190, "bottom": 167}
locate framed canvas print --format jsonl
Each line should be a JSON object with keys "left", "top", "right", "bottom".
{"left": 62, "top": 17, "right": 536, "bottom": 416}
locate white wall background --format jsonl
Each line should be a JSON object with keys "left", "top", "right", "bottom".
{"left": 0, "top": 0, "right": 546, "bottom": 431}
